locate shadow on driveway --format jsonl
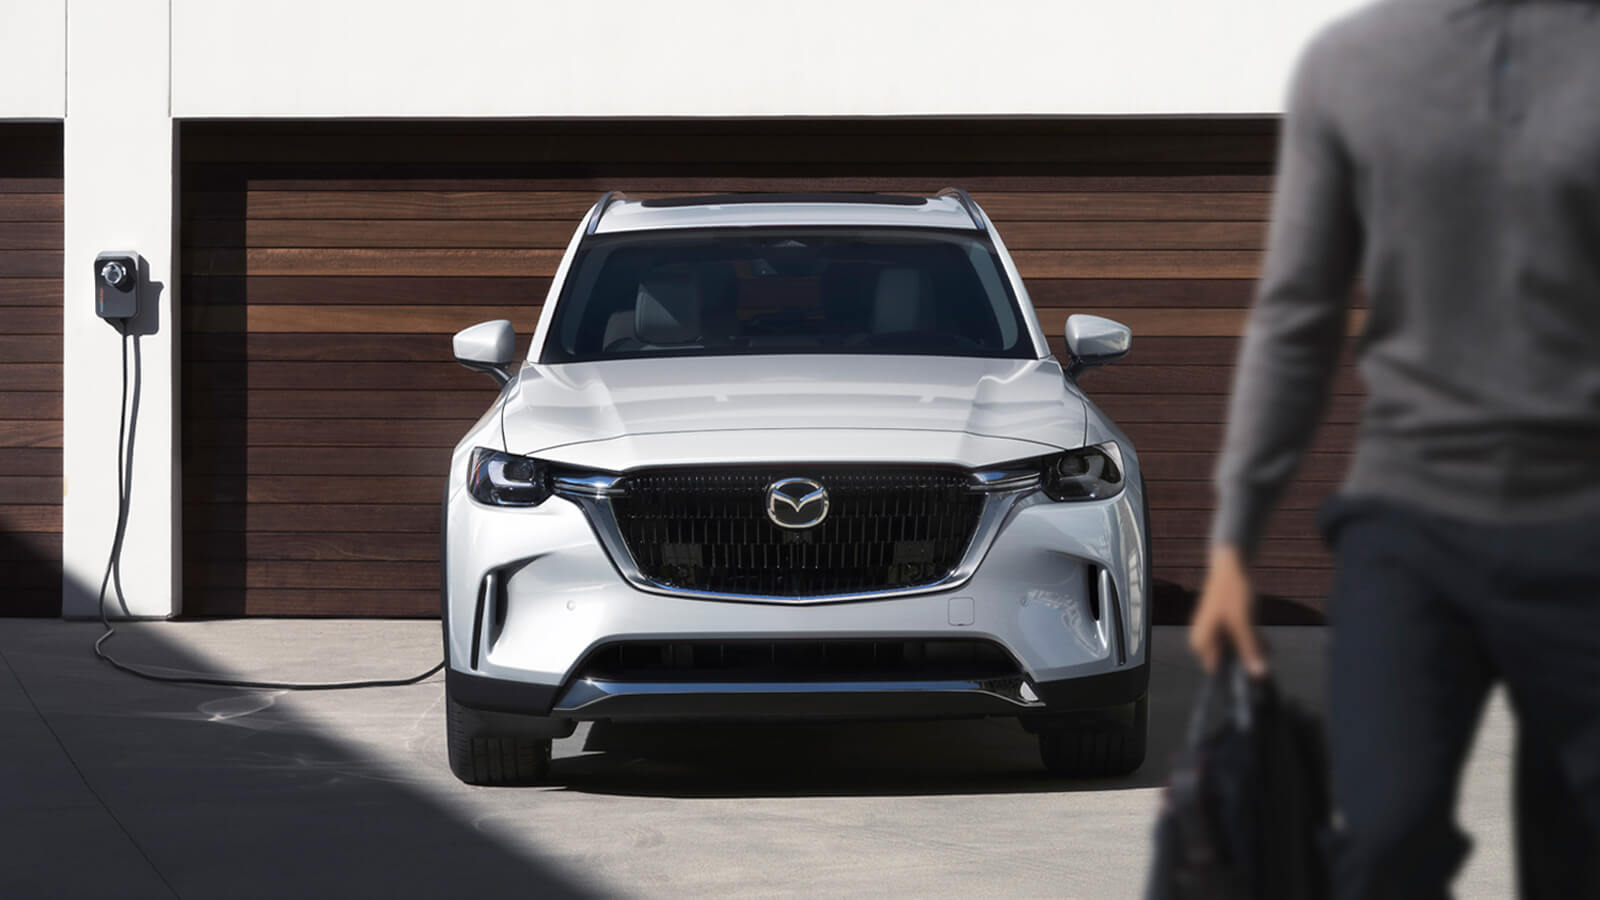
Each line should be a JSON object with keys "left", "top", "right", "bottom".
{"left": 0, "top": 614, "right": 602, "bottom": 900}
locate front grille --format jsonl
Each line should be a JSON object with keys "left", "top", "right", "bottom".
{"left": 608, "top": 466, "right": 986, "bottom": 597}
{"left": 577, "top": 639, "right": 1020, "bottom": 683}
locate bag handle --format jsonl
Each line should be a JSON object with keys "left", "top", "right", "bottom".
{"left": 1183, "top": 657, "right": 1255, "bottom": 750}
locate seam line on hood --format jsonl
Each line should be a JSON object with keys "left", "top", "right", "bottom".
{"left": 520, "top": 426, "right": 1071, "bottom": 459}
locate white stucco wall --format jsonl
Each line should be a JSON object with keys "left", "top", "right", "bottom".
{"left": 0, "top": 0, "right": 66, "bottom": 118}
{"left": 1, "top": 1, "right": 1375, "bottom": 122}
{"left": 168, "top": 0, "right": 1366, "bottom": 118}
{"left": 60, "top": 0, "right": 178, "bottom": 618}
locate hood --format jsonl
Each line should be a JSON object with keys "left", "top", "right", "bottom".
{"left": 499, "top": 354, "right": 1087, "bottom": 469}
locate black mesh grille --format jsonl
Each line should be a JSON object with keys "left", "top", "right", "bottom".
{"left": 609, "top": 466, "right": 985, "bottom": 597}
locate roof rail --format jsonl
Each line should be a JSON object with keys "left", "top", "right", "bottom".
{"left": 585, "top": 190, "right": 629, "bottom": 235}
{"left": 639, "top": 192, "right": 926, "bottom": 208}
{"left": 936, "top": 187, "right": 987, "bottom": 232}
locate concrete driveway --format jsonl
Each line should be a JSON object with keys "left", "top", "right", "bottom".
{"left": 0, "top": 621, "right": 1512, "bottom": 898}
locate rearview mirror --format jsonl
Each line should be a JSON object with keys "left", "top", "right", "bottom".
{"left": 1064, "top": 314, "right": 1131, "bottom": 376}
{"left": 453, "top": 319, "right": 515, "bottom": 387}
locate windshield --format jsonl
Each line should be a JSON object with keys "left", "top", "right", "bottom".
{"left": 540, "top": 228, "right": 1035, "bottom": 363}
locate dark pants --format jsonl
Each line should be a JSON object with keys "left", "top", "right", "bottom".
{"left": 1320, "top": 497, "right": 1600, "bottom": 900}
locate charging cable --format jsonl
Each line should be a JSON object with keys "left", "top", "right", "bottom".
{"left": 94, "top": 323, "right": 445, "bottom": 691}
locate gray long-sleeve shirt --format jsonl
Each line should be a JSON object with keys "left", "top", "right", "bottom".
{"left": 1213, "top": 0, "right": 1600, "bottom": 554}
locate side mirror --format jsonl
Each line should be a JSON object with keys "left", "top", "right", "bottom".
{"left": 453, "top": 319, "right": 516, "bottom": 387}
{"left": 1064, "top": 314, "right": 1131, "bottom": 377}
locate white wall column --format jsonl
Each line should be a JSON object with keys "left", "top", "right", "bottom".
{"left": 61, "top": 0, "right": 179, "bottom": 618}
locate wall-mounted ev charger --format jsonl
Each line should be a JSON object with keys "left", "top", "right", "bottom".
{"left": 95, "top": 251, "right": 143, "bottom": 322}
{"left": 88, "top": 248, "right": 444, "bottom": 691}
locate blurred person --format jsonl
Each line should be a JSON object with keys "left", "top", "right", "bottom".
{"left": 1187, "top": 0, "right": 1600, "bottom": 897}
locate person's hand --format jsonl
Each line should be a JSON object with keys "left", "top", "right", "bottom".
{"left": 1187, "top": 544, "right": 1269, "bottom": 676}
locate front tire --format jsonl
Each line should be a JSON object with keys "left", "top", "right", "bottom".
{"left": 446, "top": 694, "right": 553, "bottom": 786}
{"left": 1035, "top": 694, "right": 1148, "bottom": 778}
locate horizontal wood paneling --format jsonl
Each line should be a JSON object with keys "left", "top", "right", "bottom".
{"left": 1149, "top": 508, "right": 1323, "bottom": 540}
{"left": 187, "top": 446, "right": 455, "bottom": 474}
{"left": 0, "top": 448, "right": 67, "bottom": 476}
{"left": 0, "top": 364, "right": 64, "bottom": 390}
{"left": 1095, "top": 393, "right": 1362, "bottom": 424}
{"left": 186, "top": 475, "right": 440, "bottom": 504}
{"left": 190, "top": 560, "right": 439, "bottom": 589}
{"left": 0, "top": 477, "right": 64, "bottom": 505}
{"left": 1140, "top": 451, "right": 1351, "bottom": 483}
{"left": 0, "top": 530, "right": 62, "bottom": 560}
{"left": 184, "top": 418, "right": 471, "bottom": 448}
{"left": 0, "top": 394, "right": 63, "bottom": 419}
{"left": 187, "top": 361, "right": 494, "bottom": 391}
{"left": 0, "top": 124, "right": 62, "bottom": 617}
{"left": 0, "top": 420, "right": 68, "bottom": 448}
{"left": 193, "top": 589, "right": 439, "bottom": 617}
{"left": 184, "top": 503, "right": 439, "bottom": 533}
{"left": 181, "top": 119, "right": 1348, "bottom": 621}
{"left": 0, "top": 559, "right": 62, "bottom": 589}
{"left": 1121, "top": 423, "right": 1356, "bottom": 454}
{"left": 7, "top": 308, "right": 65, "bottom": 334}
{"left": 186, "top": 170, "right": 1276, "bottom": 194}
{"left": 0, "top": 505, "right": 63, "bottom": 532}
{"left": 184, "top": 304, "right": 1366, "bottom": 339}
{"left": 186, "top": 219, "right": 1269, "bottom": 252}
{"left": 180, "top": 132, "right": 1278, "bottom": 166}
{"left": 184, "top": 275, "right": 549, "bottom": 307}
{"left": 181, "top": 275, "right": 1343, "bottom": 311}
{"left": 0, "top": 251, "right": 63, "bottom": 277}
{"left": 190, "top": 532, "right": 440, "bottom": 561}
{"left": 188, "top": 246, "right": 1274, "bottom": 279}
{"left": 0, "top": 335, "right": 63, "bottom": 361}
{"left": 0, "top": 194, "right": 62, "bottom": 222}
{"left": 0, "top": 280, "right": 64, "bottom": 305}
{"left": 187, "top": 219, "right": 580, "bottom": 249}
{"left": 184, "top": 190, "right": 1274, "bottom": 222}
{"left": 187, "top": 305, "right": 542, "bottom": 334}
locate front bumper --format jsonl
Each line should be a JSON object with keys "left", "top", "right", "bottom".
{"left": 447, "top": 663, "right": 1148, "bottom": 721}
{"left": 443, "top": 476, "right": 1150, "bottom": 721}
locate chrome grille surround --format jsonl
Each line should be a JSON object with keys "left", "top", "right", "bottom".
{"left": 560, "top": 464, "right": 1039, "bottom": 604}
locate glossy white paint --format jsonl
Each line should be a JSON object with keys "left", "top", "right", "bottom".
{"left": 452, "top": 319, "right": 516, "bottom": 366}
{"left": 500, "top": 355, "right": 1086, "bottom": 464}
{"left": 528, "top": 429, "right": 1063, "bottom": 474}
{"left": 1065, "top": 314, "right": 1134, "bottom": 368}
{"left": 444, "top": 452, "right": 1148, "bottom": 693}
{"left": 444, "top": 195, "right": 1149, "bottom": 725}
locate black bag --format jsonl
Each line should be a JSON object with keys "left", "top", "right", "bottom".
{"left": 1145, "top": 662, "right": 1332, "bottom": 900}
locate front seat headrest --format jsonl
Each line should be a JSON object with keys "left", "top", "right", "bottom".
{"left": 635, "top": 273, "right": 702, "bottom": 345}
{"left": 871, "top": 267, "right": 934, "bottom": 333}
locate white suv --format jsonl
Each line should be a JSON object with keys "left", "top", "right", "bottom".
{"left": 442, "top": 191, "right": 1150, "bottom": 785}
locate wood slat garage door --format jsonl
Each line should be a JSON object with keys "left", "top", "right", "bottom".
{"left": 0, "top": 124, "right": 63, "bottom": 616}
{"left": 180, "top": 120, "right": 1357, "bottom": 621}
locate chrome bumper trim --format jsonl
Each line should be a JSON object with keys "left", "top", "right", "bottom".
{"left": 552, "top": 675, "right": 1044, "bottom": 713}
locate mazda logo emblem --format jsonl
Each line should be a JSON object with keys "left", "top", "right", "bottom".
{"left": 766, "top": 478, "right": 829, "bottom": 529}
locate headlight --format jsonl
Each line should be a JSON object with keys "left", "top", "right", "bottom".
{"left": 1041, "top": 443, "right": 1124, "bottom": 501}
{"left": 467, "top": 448, "right": 551, "bottom": 507}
